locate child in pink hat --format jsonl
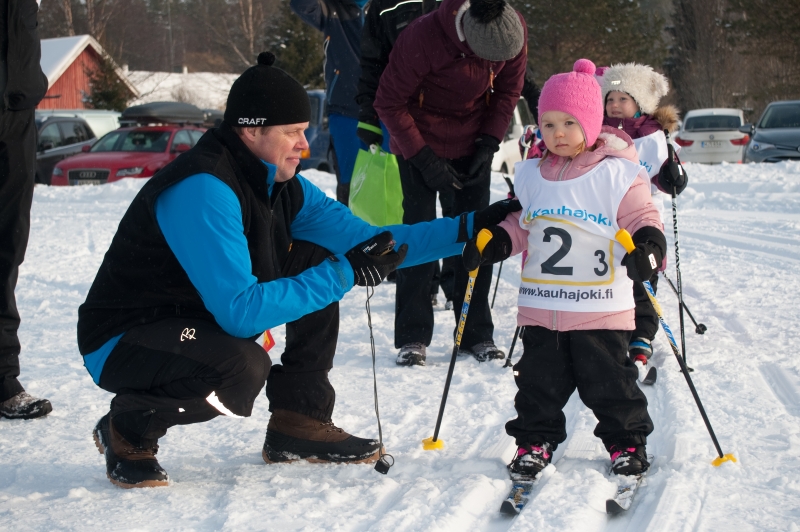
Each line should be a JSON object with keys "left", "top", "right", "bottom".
{"left": 461, "top": 59, "right": 665, "bottom": 482}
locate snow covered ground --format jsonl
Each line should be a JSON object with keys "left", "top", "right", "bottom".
{"left": 2, "top": 161, "right": 800, "bottom": 531}
{"left": 126, "top": 70, "right": 238, "bottom": 110}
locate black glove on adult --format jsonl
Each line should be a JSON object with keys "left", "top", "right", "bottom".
{"left": 462, "top": 225, "right": 512, "bottom": 271}
{"left": 657, "top": 139, "right": 688, "bottom": 194}
{"left": 356, "top": 121, "right": 383, "bottom": 148}
{"left": 465, "top": 135, "right": 501, "bottom": 186}
{"left": 622, "top": 226, "right": 667, "bottom": 282}
{"left": 408, "top": 145, "right": 466, "bottom": 192}
{"left": 345, "top": 231, "right": 408, "bottom": 287}
{"left": 457, "top": 198, "right": 522, "bottom": 242}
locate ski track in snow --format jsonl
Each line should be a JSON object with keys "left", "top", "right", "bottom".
{"left": 2, "top": 162, "right": 800, "bottom": 530}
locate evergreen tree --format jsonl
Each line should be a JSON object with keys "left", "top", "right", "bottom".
{"left": 84, "top": 54, "right": 134, "bottom": 111}
{"left": 508, "top": 0, "right": 666, "bottom": 87}
{"left": 265, "top": 0, "right": 325, "bottom": 89}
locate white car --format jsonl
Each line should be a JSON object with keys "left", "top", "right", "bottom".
{"left": 674, "top": 108, "right": 749, "bottom": 163}
{"left": 492, "top": 97, "right": 535, "bottom": 175}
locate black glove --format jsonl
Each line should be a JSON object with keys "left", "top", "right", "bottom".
{"left": 464, "top": 135, "right": 500, "bottom": 186}
{"left": 408, "top": 145, "right": 466, "bottom": 192}
{"left": 657, "top": 137, "right": 688, "bottom": 195}
{"left": 462, "top": 226, "right": 512, "bottom": 271}
{"left": 357, "top": 121, "right": 383, "bottom": 148}
{"left": 458, "top": 198, "right": 522, "bottom": 242}
{"left": 622, "top": 226, "right": 666, "bottom": 282}
{"left": 345, "top": 231, "right": 408, "bottom": 287}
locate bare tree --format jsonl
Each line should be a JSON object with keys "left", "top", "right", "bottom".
{"left": 60, "top": 0, "right": 75, "bottom": 36}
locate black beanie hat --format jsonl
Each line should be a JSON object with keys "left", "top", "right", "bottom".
{"left": 223, "top": 52, "right": 311, "bottom": 127}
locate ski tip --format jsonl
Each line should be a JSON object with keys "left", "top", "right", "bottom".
{"left": 643, "top": 367, "right": 658, "bottom": 385}
{"left": 500, "top": 500, "right": 520, "bottom": 516}
{"left": 606, "top": 499, "right": 625, "bottom": 515}
{"left": 711, "top": 453, "right": 737, "bottom": 467}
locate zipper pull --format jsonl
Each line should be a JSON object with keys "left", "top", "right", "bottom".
{"left": 486, "top": 67, "right": 495, "bottom": 105}
{"left": 419, "top": 89, "right": 424, "bottom": 108}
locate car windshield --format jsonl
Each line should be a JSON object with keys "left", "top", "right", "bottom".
{"left": 759, "top": 104, "right": 800, "bottom": 129}
{"left": 90, "top": 130, "right": 171, "bottom": 152}
{"left": 684, "top": 115, "right": 741, "bottom": 131}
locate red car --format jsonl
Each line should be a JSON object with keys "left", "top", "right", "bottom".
{"left": 51, "top": 125, "right": 205, "bottom": 186}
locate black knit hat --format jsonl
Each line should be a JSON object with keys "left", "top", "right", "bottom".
{"left": 223, "top": 52, "right": 310, "bottom": 127}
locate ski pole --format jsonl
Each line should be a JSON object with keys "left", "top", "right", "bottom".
{"left": 490, "top": 174, "right": 516, "bottom": 309}
{"left": 490, "top": 260, "right": 503, "bottom": 309}
{"left": 616, "top": 229, "right": 736, "bottom": 467}
{"left": 665, "top": 131, "right": 690, "bottom": 369}
{"left": 503, "top": 326, "right": 521, "bottom": 368}
{"left": 423, "top": 229, "right": 493, "bottom": 450}
{"left": 662, "top": 273, "right": 707, "bottom": 334}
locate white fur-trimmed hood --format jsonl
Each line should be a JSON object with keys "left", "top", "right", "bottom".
{"left": 599, "top": 63, "right": 669, "bottom": 115}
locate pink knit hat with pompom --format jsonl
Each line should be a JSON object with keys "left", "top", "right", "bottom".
{"left": 537, "top": 58, "right": 604, "bottom": 146}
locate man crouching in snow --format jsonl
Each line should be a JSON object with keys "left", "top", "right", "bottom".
{"left": 77, "top": 52, "right": 519, "bottom": 488}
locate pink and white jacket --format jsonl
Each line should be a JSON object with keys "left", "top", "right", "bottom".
{"left": 499, "top": 126, "right": 664, "bottom": 331}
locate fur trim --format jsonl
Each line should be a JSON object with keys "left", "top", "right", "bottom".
{"left": 597, "top": 132, "right": 629, "bottom": 152}
{"left": 599, "top": 63, "right": 669, "bottom": 115}
{"left": 651, "top": 105, "right": 680, "bottom": 134}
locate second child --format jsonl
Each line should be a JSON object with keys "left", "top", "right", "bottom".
{"left": 463, "top": 59, "right": 665, "bottom": 479}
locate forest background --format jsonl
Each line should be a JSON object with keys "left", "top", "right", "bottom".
{"left": 37, "top": 0, "right": 800, "bottom": 121}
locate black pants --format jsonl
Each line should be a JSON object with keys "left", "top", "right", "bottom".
{"left": 394, "top": 154, "right": 492, "bottom": 348}
{"left": 430, "top": 189, "right": 456, "bottom": 300}
{"left": 0, "top": 108, "right": 36, "bottom": 401}
{"left": 98, "top": 241, "right": 340, "bottom": 443}
{"left": 632, "top": 274, "right": 659, "bottom": 340}
{"left": 505, "top": 326, "right": 653, "bottom": 451}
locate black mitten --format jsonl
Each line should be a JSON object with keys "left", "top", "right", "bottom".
{"left": 622, "top": 226, "right": 666, "bottom": 282}
{"left": 408, "top": 146, "right": 466, "bottom": 192}
{"left": 345, "top": 231, "right": 408, "bottom": 286}
{"left": 462, "top": 226, "right": 512, "bottom": 271}
{"left": 464, "top": 135, "right": 500, "bottom": 186}
{"left": 356, "top": 121, "right": 383, "bottom": 147}
{"left": 657, "top": 137, "right": 688, "bottom": 194}
{"left": 458, "top": 198, "right": 521, "bottom": 242}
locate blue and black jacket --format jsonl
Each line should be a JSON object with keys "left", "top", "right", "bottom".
{"left": 77, "top": 123, "right": 470, "bottom": 381}
{"left": 290, "top": 0, "right": 367, "bottom": 119}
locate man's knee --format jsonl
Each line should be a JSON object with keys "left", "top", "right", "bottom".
{"left": 215, "top": 340, "right": 272, "bottom": 416}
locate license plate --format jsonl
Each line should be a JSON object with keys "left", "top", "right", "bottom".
{"left": 70, "top": 179, "right": 103, "bottom": 186}
{"left": 701, "top": 141, "right": 723, "bottom": 148}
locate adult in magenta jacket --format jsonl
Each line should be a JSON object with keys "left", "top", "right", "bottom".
{"left": 375, "top": 0, "right": 527, "bottom": 365}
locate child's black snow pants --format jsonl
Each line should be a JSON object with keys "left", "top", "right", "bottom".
{"left": 505, "top": 326, "right": 653, "bottom": 452}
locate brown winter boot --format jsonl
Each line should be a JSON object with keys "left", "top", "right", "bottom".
{"left": 262, "top": 409, "right": 382, "bottom": 464}
{"left": 93, "top": 413, "right": 169, "bottom": 488}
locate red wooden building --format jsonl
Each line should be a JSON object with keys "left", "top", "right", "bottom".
{"left": 37, "top": 35, "right": 137, "bottom": 110}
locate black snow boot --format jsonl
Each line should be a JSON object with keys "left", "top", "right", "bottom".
{"left": 609, "top": 444, "right": 650, "bottom": 476}
{"left": 93, "top": 414, "right": 169, "bottom": 488}
{"left": 0, "top": 392, "right": 52, "bottom": 419}
{"left": 262, "top": 409, "right": 382, "bottom": 464}
{"left": 507, "top": 442, "right": 553, "bottom": 481}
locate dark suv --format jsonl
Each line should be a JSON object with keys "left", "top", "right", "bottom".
{"left": 34, "top": 115, "right": 96, "bottom": 185}
{"left": 741, "top": 100, "right": 800, "bottom": 163}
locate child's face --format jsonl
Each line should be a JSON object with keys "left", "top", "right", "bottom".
{"left": 540, "top": 111, "right": 585, "bottom": 158}
{"left": 605, "top": 91, "right": 640, "bottom": 119}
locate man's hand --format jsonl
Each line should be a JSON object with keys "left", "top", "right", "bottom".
{"left": 345, "top": 231, "right": 408, "bottom": 286}
{"left": 408, "top": 146, "right": 467, "bottom": 191}
{"left": 622, "top": 227, "right": 666, "bottom": 282}
{"left": 357, "top": 121, "right": 383, "bottom": 148}
{"left": 462, "top": 226, "right": 512, "bottom": 271}
{"left": 464, "top": 135, "right": 500, "bottom": 186}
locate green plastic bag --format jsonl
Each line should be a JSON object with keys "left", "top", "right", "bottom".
{"left": 349, "top": 144, "right": 404, "bottom": 226}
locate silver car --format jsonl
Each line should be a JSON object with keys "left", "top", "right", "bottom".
{"left": 674, "top": 108, "right": 748, "bottom": 163}
{"left": 741, "top": 100, "right": 800, "bottom": 163}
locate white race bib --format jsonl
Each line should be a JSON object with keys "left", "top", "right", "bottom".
{"left": 513, "top": 157, "right": 640, "bottom": 312}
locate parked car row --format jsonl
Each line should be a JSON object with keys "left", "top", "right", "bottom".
{"left": 674, "top": 100, "right": 800, "bottom": 164}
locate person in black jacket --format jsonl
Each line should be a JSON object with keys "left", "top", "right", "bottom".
{"left": 291, "top": 0, "right": 371, "bottom": 205}
{"left": 0, "top": 0, "right": 53, "bottom": 420}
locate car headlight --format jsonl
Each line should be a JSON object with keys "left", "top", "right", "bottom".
{"left": 116, "top": 167, "right": 144, "bottom": 177}
{"left": 52, "top": 167, "right": 63, "bottom": 176}
{"left": 751, "top": 142, "right": 775, "bottom": 152}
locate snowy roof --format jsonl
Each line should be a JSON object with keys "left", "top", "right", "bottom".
{"left": 126, "top": 70, "right": 239, "bottom": 111}
{"left": 40, "top": 35, "right": 138, "bottom": 96}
